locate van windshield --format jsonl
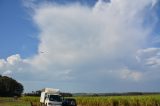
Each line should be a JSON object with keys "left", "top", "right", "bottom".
{"left": 49, "top": 95, "right": 62, "bottom": 102}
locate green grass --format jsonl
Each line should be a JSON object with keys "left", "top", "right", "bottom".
{"left": 0, "top": 97, "right": 30, "bottom": 106}
{"left": 0, "top": 95, "right": 160, "bottom": 106}
{"left": 20, "top": 96, "right": 39, "bottom": 102}
{"left": 0, "top": 101, "right": 30, "bottom": 106}
{"left": 75, "top": 95, "right": 160, "bottom": 106}
{"left": 0, "top": 96, "right": 39, "bottom": 106}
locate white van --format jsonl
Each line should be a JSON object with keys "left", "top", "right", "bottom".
{"left": 40, "top": 88, "right": 63, "bottom": 106}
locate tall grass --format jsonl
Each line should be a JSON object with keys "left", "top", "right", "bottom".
{"left": 0, "top": 97, "right": 31, "bottom": 106}
{"left": 75, "top": 95, "right": 160, "bottom": 106}
{"left": 20, "top": 96, "right": 39, "bottom": 102}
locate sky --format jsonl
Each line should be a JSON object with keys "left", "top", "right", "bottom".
{"left": 0, "top": 0, "right": 160, "bottom": 93}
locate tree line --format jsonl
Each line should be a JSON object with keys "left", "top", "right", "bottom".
{"left": 24, "top": 90, "right": 73, "bottom": 97}
{"left": 0, "top": 75, "right": 23, "bottom": 97}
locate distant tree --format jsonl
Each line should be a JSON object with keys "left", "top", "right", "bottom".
{"left": 60, "top": 92, "right": 73, "bottom": 97}
{"left": 0, "top": 76, "right": 23, "bottom": 97}
{"left": 24, "top": 90, "right": 41, "bottom": 96}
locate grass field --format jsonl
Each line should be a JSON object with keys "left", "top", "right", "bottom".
{"left": 0, "top": 97, "right": 30, "bottom": 106}
{"left": 75, "top": 95, "right": 160, "bottom": 106}
{"left": 0, "top": 97, "right": 38, "bottom": 106}
{"left": 0, "top": 95, "right": 160, "bottom": 106}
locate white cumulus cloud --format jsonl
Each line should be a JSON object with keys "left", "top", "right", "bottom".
{"left": 1, "top": 0, "right": 160, "bottom": 92}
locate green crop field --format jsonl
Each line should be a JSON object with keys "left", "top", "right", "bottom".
{"left": 0, "top": 95, "right": 160, "bottom": 106}
{"left": 0, "top": 96, "right": 39, "bottom": 106}
{"left": 75, "top": 95, "right": 160, "bottom": 106}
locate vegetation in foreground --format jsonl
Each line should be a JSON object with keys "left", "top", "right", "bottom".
{"left": 1, "top": 95, "right": 160, "bottom": 106}
{"left": 75, "top": 95, "right": 160, "bottom": 106}
{"left": 0, "top": 97, "right": 30, "bottom": 106}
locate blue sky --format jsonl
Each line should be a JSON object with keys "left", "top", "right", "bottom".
{"left": 0, "top": 0, "right": 39, "bottom": 58}
{"left": 0, "top": 0, "right": 160, "bottom": 93}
